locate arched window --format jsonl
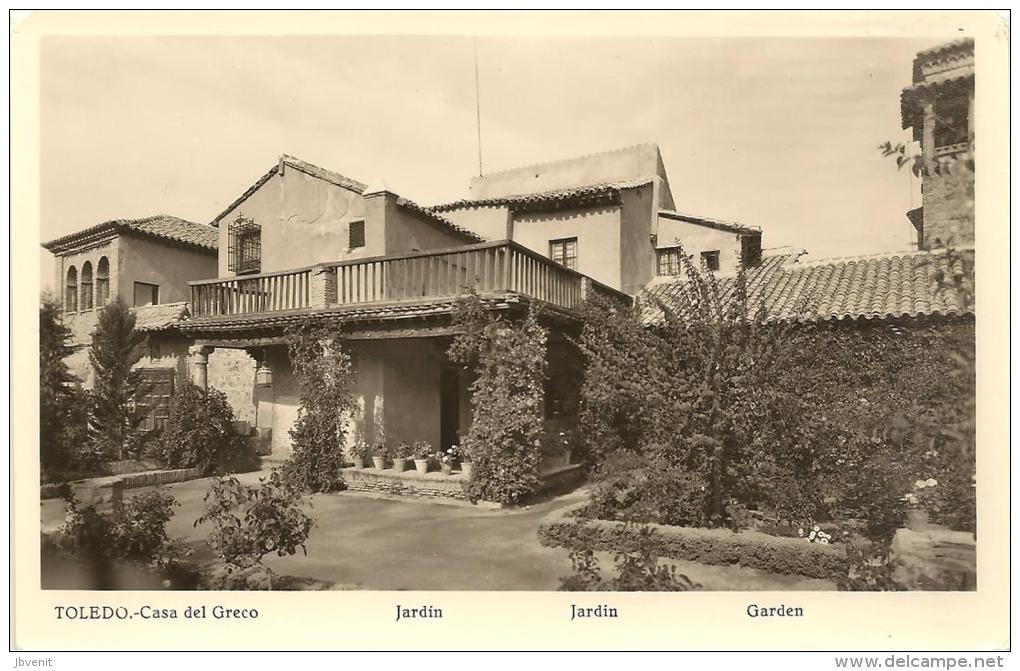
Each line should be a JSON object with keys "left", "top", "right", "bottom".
{"left": 96, "top": 256, "right": 110, "bottom": 306}
{"left": 80, "top": 261, "right": 93, "bottom": 310}
{"left": 65, "top": 266, "right": 78, "bottom": 312}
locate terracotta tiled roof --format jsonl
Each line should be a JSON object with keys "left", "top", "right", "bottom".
{"left": 640, "top": 248, "right": 974, "bottom": 325}
{"left": 916, "top": 38, "right": 974, "bottom": 61}
{"left": 133, "top": 301, "right": 190, "bottom": 332}
{"left": 429, "top": 178, "right": 653, "bottom": 213}
{"left": 394, "top": 196, "right": 487, "bottom": 243}
{"left": 210, "top": 155, "right": 368, "bottom": 226}
{"left": 177, "top": 292, "right": 579, "bottom": 336}
{"left": 658, "top": 210, "right": 760, "bottom": 236}
{"left": 42, "top": 215, "right": 218, "bottom": 255}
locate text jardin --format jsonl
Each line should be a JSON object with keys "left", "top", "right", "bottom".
{"left": 571, "top": 604, "right": 618, "bottom": 620}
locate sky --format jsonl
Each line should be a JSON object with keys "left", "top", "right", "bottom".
{"left": 39, "top": 35, "right": 936, "bottom": 290}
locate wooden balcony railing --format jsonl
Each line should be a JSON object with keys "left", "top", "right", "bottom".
{"left": 190, "top": 267, "right": 313, "bottom": 317}
{"left": 189, "top": 240, "right": 630, "bottom": 319}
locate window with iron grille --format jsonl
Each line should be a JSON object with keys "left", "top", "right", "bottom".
{"left": 701, "top": 250, "right": 721, "bottom": 272}
{"left": 549, "top": 237, "right": 578, "bottom": 270}
{"left": 656, "top": 247, "right": 683, "bottom": 276}
{"left": 228, "top": 215, "right": 262, "bottom": 275}
{"left": 349, "top": 220, "right": 365, "bottom": 249}
{"left": 136, "top": 368, "right": 175, "bottom": 432}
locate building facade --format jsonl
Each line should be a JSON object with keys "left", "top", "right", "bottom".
{"left": 901, "top": 38, "right": 975, "bottom": 250}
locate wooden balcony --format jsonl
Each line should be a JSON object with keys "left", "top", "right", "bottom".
{"left": 188, "top": 240, "right": 630, "bottom": 320}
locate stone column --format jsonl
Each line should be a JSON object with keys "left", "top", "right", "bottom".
{"left": 189, "top": 345, "right": 214, "bottom": 390}
{"left": 922, "top": 101, "right": 937, "bottom": 168}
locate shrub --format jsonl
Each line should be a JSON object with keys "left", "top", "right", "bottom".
{"left": 449, "top": 295, "right": 546, "bottom": 505}
{"left": 577, "top": 252, "right": 976, "bottom": 540}
{"left": 195, "top": 470, "right": 314, "bottom": 589}
{"left": 155, "top": 381, "right": 258, "bottom": 475}
{"left": 559, "top": 524, "right": 699, "bottom": 592}
{"left": 56, "top": 489, "right": 182, "bottom": 569}
{"left": 837, "top": 542, "right": 905, "bottom": 592}
{"left": 283, "top": 322, "right": 355, "bottom": 493}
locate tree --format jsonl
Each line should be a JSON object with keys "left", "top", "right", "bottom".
{"left": 39, "top": 295, "right": 89, "bottom": 473}
{"left": 579, "top": 252, "right": 812, "bottom": 527}
{"left": 88, "top": 298, "right": 145, "bottom": 460}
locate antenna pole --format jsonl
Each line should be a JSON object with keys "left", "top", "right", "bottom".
{"left": 474, "top": 37, "right": 483, "bottom": 176}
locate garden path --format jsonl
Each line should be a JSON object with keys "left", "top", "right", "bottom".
{"left": 40, "top": 472, "right": 836, "bottom": 591}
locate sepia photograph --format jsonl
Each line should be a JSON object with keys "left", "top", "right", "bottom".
{"left": 10, "top": 8, "right": 1010, "bottom": 654}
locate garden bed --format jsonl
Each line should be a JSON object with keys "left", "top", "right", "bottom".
{"left": 538, "top": 501, "right": 848, "bottom": 579}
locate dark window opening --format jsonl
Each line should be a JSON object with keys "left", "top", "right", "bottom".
{"left": 349, "top": 220, "right": 365, "bottom": 249}
{"left": 64, "top": 266, "right": 78, "bottom": 312}
{"left": 96, "top": 256, "right": 110, "bottom": 305}
{"left": 740, "top": 234, "right": 762, "bottom": 269}
{"left": 228, "top": 215, "right": 262, "bottom": 275}
{"left": 701, "top": 250, "right": 721, "bottom": 272}
{"left": 133, "top": 282, "right": 159, "bottom": 307}
{"left": 80, "top": 261, "right": 94, "bottom": 311}
{"left": 549, "top": 237, "right": 578, "bottom": 271}
{"left": 934, "top": 95, "right": 970, "bottom": 149}
{"left": 136, "top": 368, "right": 175, "bottom": 432}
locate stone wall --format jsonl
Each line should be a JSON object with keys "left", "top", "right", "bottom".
{"left": 922, "top": 170, "right": 974, "bottom": 249}
{"left": 341, "top": 467, "right": 470, "bottom": 501}
{"left": 206, "top": 348, "right": 257, "bottom": 425}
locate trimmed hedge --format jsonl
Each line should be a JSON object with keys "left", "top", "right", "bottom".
{"left": 538, "top": 502, "right": 847, "bottom": 579}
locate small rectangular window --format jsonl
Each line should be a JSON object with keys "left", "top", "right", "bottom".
{"left": 701, "top": 250, "right": 721, "bottom": 272}
{"left": 228, "top": 216, "right": 261, "bottom": 275}
{"left": 133, "top": 282, "right": 159, "bottom": 307}
{"left": 349, "top": 220, "right": 365, "bottom": 249}
{"left": 549, "top": 237, "right": 578, "bottom": 271}
{"left": 656, "top": 248, "right": 682, "bottom": 276}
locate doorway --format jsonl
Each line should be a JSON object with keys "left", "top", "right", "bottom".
{"left": 439, "top": 366, "right": 461, "bottom": 451}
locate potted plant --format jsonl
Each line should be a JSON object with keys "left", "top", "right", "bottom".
{"left": 439, "top": 448, "right": 455, "bottom": 476}
{"left": 457, "top": 443, "right": 472, "bottom": 478}
{"left": 412, "top": 441, "right": 431, "bottom": 475}
{"left": 371, "top": 441, "right": 388, "bottom": 470}
{"left": 392, "top": 441, "right": 410, "bottom": 472}
{"left": 351, "top": 440, "right": 370, "bottom": 469}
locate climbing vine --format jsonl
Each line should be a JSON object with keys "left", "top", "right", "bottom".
{"left": 449, "top": 295, "right": 547, "bottom": 505}
{"left": 283, "top": 321, "right": 356, "bottom": 493}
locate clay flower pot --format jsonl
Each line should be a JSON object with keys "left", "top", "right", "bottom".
{"left": 441, "top": 462, "right": 453, "bottom": 476}
{"left": 352, "top": 456, "right": 366, "bottom": 469}
{"left": 460, "top": 461, "right": 472, "bottom": 478}
{"left": 371, "top": 456, "right": 387, "bottom": 470}
{"left": 413, "top": 458, "right": 429, "bottom": 475}
{"left": 392, "top": 457, "right": 408, "bottom": 472}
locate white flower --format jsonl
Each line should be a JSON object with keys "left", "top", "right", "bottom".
{"left": 813, "top": 525, "right": 820, "bottom": 532}
{"left": 819, "top": 538, "right": 829, "bottom": 545}
{"left": 914, "top": 480, "right": 926, "bottom": 489}
{"left": 926, "top": 478, "right": 937, "bottom": 487}
{"left": 798, "top": 528, "right": 804, "bottom": 537}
